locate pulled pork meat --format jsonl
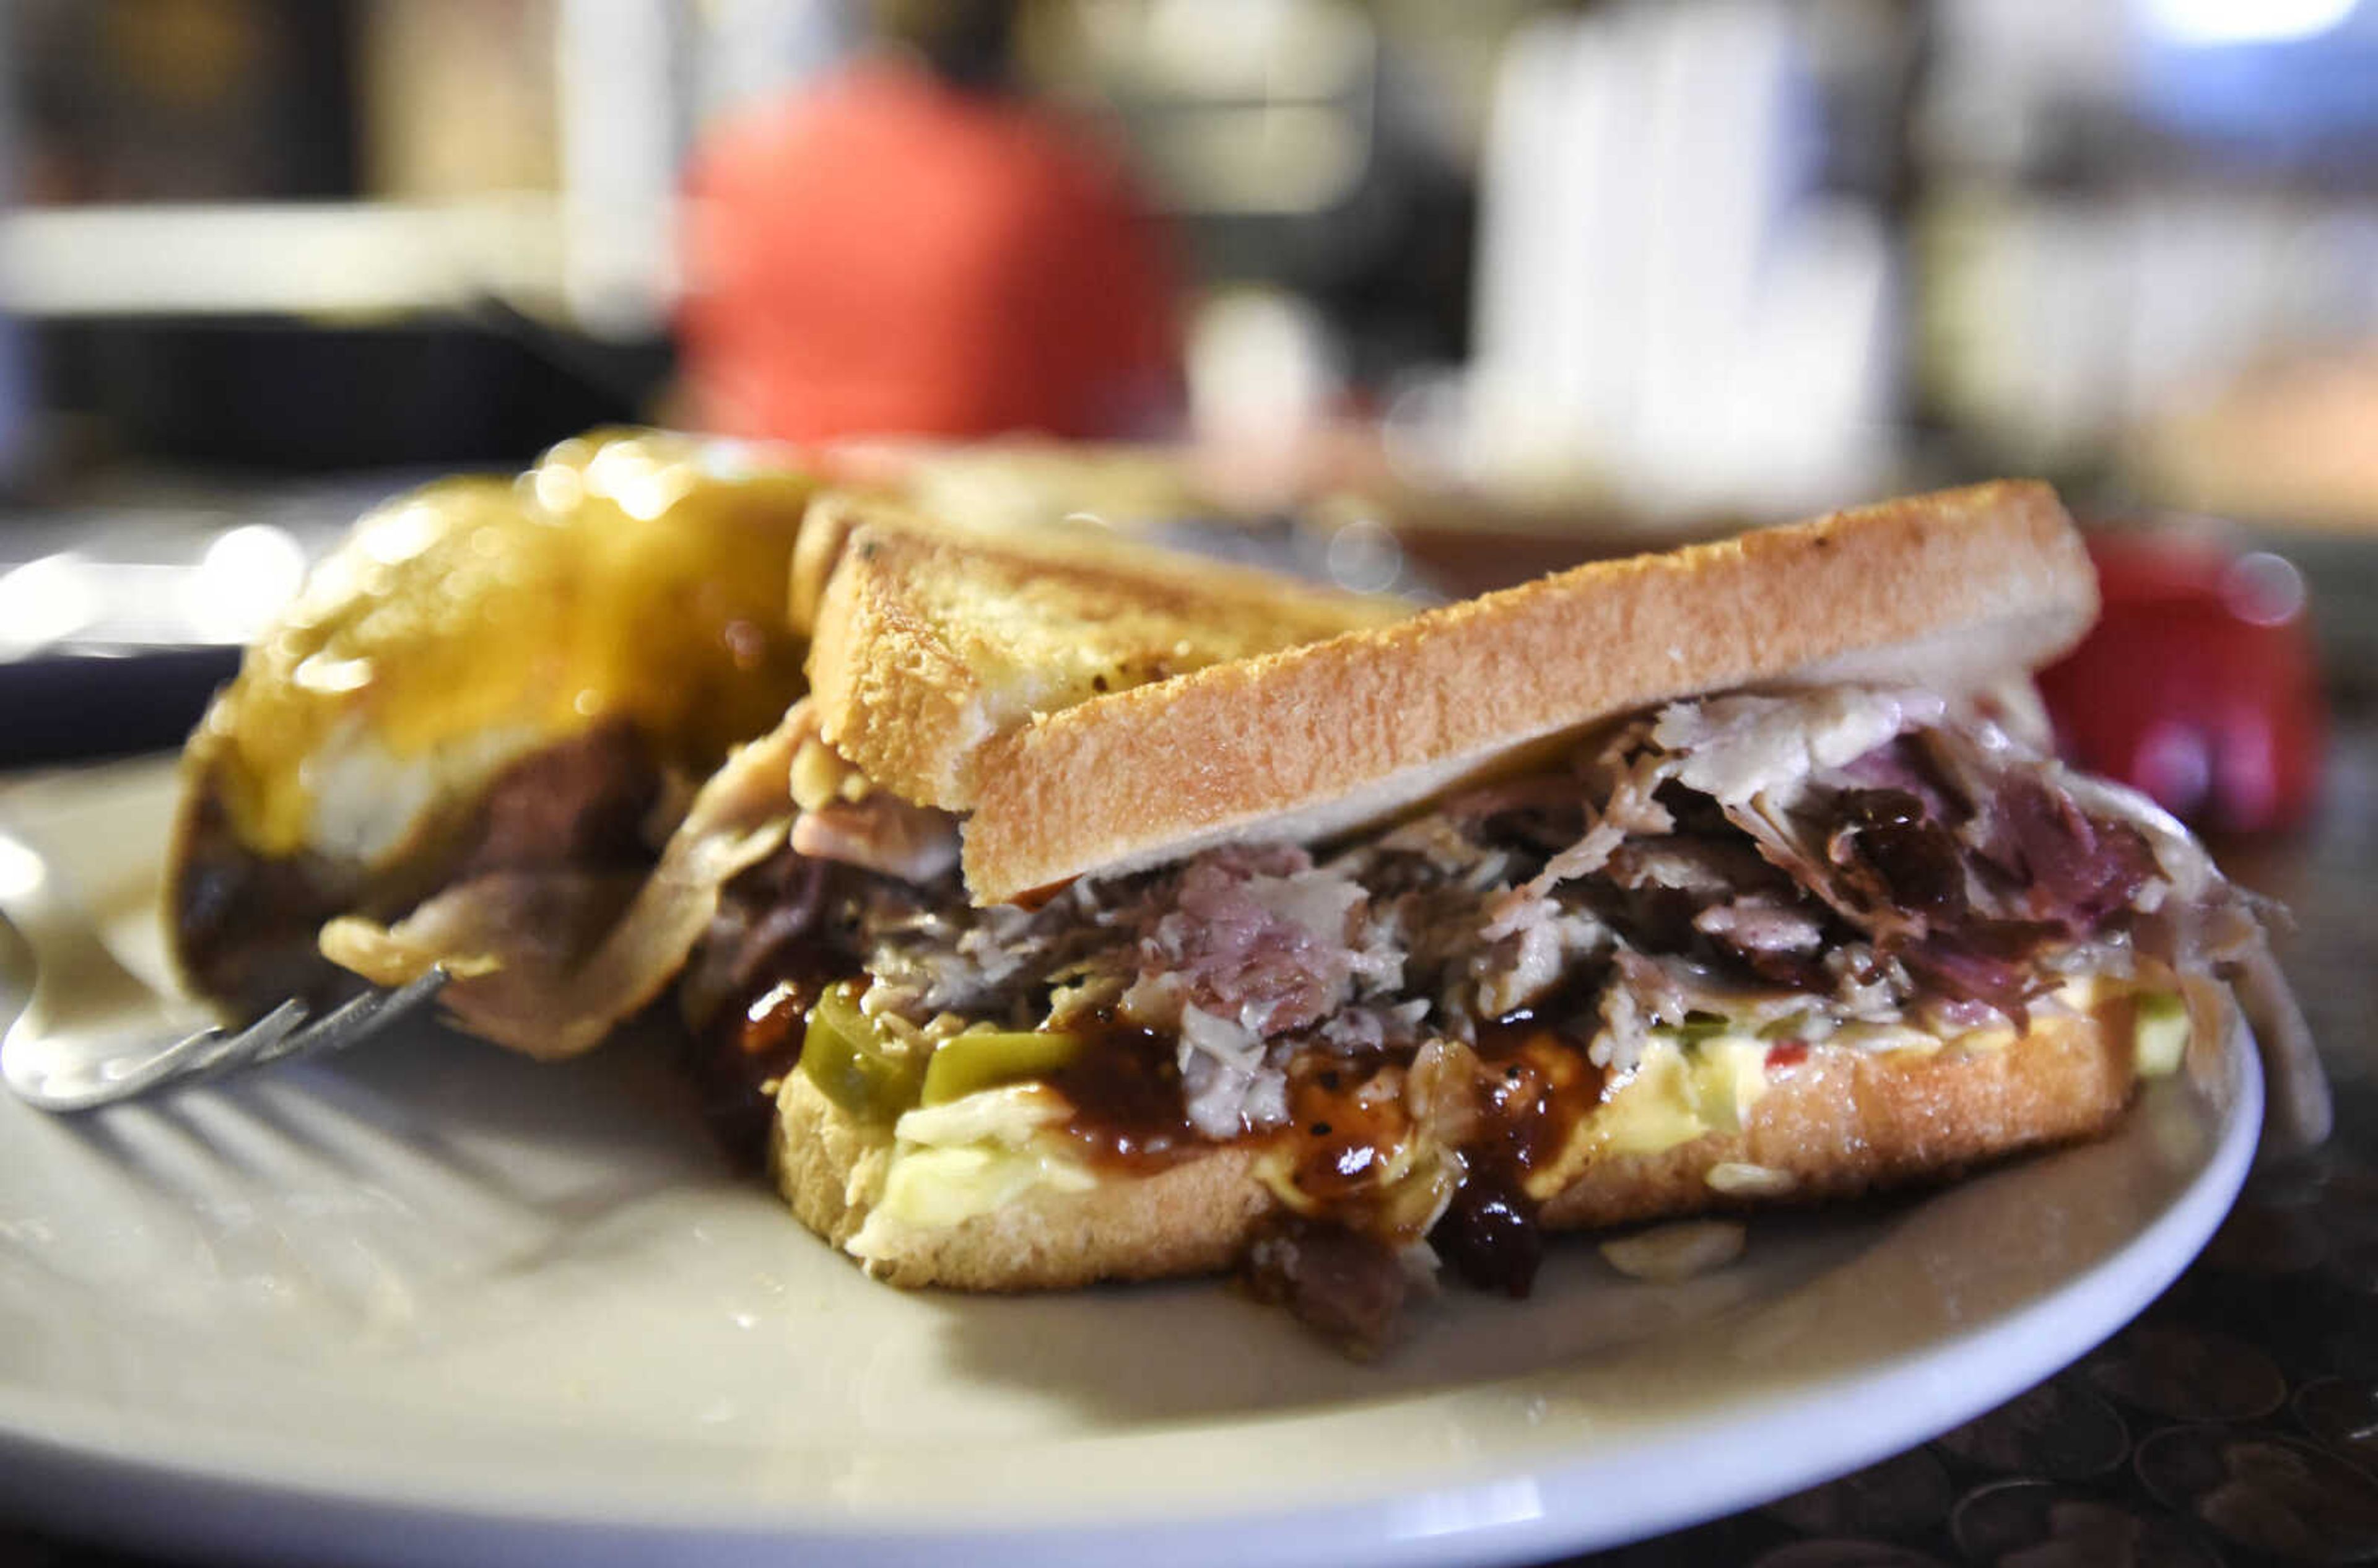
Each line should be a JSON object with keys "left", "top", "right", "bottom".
{"left": 697, "top": 684, "right": 2275, "bottom": 1353}
{"left": 1242, "top": 1216, "right": 1419, "bottom": 1360}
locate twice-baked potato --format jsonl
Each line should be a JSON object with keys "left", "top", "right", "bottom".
{"left": 168, "top": 429, "right": 821, "bottom": 1056}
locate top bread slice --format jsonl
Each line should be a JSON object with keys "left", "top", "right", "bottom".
{"left": 958, "top": 480, "right": 2097, "bottom": 902}
{"left": 803, "top": 494, "right": 1414, "bottom": 811}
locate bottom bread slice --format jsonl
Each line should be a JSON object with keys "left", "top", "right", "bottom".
{"left": 771, "top": 1009, "right": 2139, "bottom": 1293}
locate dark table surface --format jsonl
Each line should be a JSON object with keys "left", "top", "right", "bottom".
{"left": 1549, "top": 713, "right": 2378, "bottom": 1567}
{"left": 6, "top": 508, "right": 2377, "bottom": 1567}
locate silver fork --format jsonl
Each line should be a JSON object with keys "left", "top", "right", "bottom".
{"left": 0, "top": 827, "right": 447, "bottom": 1113}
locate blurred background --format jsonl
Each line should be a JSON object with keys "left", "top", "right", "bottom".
{"left": 0, "top": 0, "right": 2372, "bottom": 829}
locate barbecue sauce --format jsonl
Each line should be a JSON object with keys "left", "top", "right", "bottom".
{"left": 1430, "top": 1004, "right": 1611, "bottom": 1297}
{"left": 1434, "top": 1180, "right": 1540, "bottom": 1299}
{"left": 1047, "top": 1018, "right": 1204, "bottom": 1172}
{"left": 685, "top": 978, "right": 821, "bottom": 1171}
{"left": 1036, "top": 983, "right": 1626, "bottom": 1296}
{"left": 1279, "top": 1058, "right": 1411, "bottom": 1207}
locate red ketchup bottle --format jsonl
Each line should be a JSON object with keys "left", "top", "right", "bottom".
{"left": 2036, "top": 534, "right": 2325, "bottom": 835}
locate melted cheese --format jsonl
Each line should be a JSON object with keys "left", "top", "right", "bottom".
{"left": 1517, "top": 1037, "right": 1774, "bottom": 1201}
{"left": 848, "top": 1086, "right": 1095, "bottom": 1258}
{"left": 204, "top": 430, "right": 816, "bottom": 859}
{"left": 863, "top": 1144, "right": 1099, "bottom": 1239}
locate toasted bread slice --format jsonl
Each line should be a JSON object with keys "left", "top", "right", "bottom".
{"left": 787, "top": 460, "right": 1221, "bottom": 635}
{"left": 804, "top": 498, "right": 1413, "bottom": 811}
{"left": 961, "top": 481, "right": 2094, "bottom": 902}
{"left": 774, "top": 1007, "right": 2140, "bottom": 1292}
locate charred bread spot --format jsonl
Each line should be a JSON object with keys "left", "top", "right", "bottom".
{"left": 1005, "top": 878, "right": 1078, "bottom": 913}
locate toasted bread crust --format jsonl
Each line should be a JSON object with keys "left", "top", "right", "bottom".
{"left": 773, "top": 1076, "right": 1273, "bottom": 1291}
{"left": 806, "top": 504, "right": 1411, "bottom": 811}
{"left": 1541, "top": 1011, "right": 2134, "bottom": 1230}
{"left": 962, "top": 481, "right": 2096, "bottom": 902}
{"left": 773, "top": 1009, "right": 2136, "bottom": 1292}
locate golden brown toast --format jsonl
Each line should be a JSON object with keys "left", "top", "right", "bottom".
{"left": 804, "top": 497, "right": 1413, "bottom": 812}
{"left": 960, "top": 480, "right": 2096, "bottom": 902}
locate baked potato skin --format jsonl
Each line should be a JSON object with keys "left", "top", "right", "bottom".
{"left": 165, "top": 431, "right": 819, "bottom": 1025}
{"left": 170, "top": 752, "right": 367, "bottom": 1019}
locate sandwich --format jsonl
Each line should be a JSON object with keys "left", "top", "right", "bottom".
{"left": 680, "top": 479, "right": 2315, "bottom": 1353}
{"left": 676, "top": 497, "right": 1415, "bottom": 1147}
{"left": 168, "top": 443, "right": 1409, "bottom": 1064}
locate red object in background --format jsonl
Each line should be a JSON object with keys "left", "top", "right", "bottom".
{"left": 678, "top": 62, "right": 1183, "bottom": 444}
{"left": 2037, "top": 535, "right": 2325, "bottom": 834}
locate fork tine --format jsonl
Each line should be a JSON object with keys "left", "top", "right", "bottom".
{"left": 24, "top": 1014, "right": 274, "bottom": 1111}
{"left": 184, "top": 998, "right": 316, "bottom": 1078}
{"left": 74, "top": 999, "right": 308, "bottom": 1106}
{"left": 25, "top": 969, "right": 449, "bottom": 1112}
{"left": 220, "top": 998, "right": 311, "bottom": 1056}
{"left": 246, "top": 968, "right": 449, "bottom": 1071}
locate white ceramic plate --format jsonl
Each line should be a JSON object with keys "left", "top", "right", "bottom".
{"left": 0, "top": 759, "right": 2259, "bottom": 1568}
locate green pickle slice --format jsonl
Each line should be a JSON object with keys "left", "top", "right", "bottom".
{"left": 798, "top": 982, "right": 1086, "bottom": 1122}
{"left": 1650, "top": 1012, "right": 1733, "bottom": 1050}
{"left": 799, "top": 982, "right": 926, "bottom": 1122}
{"left": 921, "top": 1029, "right": 1082, "bottom": 1105}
